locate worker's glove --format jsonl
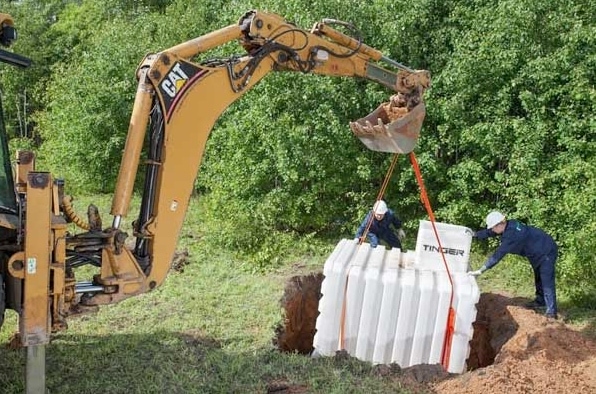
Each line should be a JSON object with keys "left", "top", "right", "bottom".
{"left": 468, "top": 269, "right": 484, "bottom": 277}
{"left": 397, "top": 229, "right": 406, "bottom": 241}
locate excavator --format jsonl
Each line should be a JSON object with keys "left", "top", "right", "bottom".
{"left": 0, "top": 10, "right": 430, "bottom": 392}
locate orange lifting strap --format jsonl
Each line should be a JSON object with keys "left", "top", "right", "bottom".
{"left": 340, "top": 152, "right": 456, "bottom": 371}
{"left": 409, "top": 152, "right": 456, "bottom": 371}
{"left": 341, "top": 154, "right": 400, "bottom": 350}
{"left": 357, "top": 153, "right": 400, "bottom": 244}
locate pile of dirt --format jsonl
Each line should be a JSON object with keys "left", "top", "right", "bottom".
{"left": 275, "top": 274, "right": 596, "bottom": 394}
{"left": 433, "top": 293, "right": 596, "bottom": 394}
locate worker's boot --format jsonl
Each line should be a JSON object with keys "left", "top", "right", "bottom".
{"left": 523, "top": 299, "right": 545, "bottom": 310}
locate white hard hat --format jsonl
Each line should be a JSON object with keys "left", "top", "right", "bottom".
{"left": 373, "top": 200, "right": 388, "bottom": 215}
{"left": 486, "top": 211, "right": 505, "bottom": 229}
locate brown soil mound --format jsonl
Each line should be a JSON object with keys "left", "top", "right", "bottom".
{"left": 275, "top": 274, "right": 596, "bottom": 394}
{"left": 434, "top": 292, "right": 596, "bottom": 394}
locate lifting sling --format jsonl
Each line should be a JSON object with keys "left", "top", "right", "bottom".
{"left": 339, "top": 152, "right": 456, "bottom": 371}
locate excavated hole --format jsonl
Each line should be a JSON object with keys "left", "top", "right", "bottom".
{"left": 273, "top": 273, "right": 323, "bottom": 355}
{"left": 273, "top": 273, "right": 504, "bottom": 371}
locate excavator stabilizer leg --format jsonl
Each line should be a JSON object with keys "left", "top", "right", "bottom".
{"left": 350, "top": 101, "right": 426, "bottom": 154}
{"left": 26, "top": 345, "right": 46, "bottom": 394}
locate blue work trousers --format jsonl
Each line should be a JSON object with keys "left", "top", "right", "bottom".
{"left": 366, "top": 231, "right": 402, "bottom": 249}
{"left": 532, "top": 251, "right": 558, "bottom": 315}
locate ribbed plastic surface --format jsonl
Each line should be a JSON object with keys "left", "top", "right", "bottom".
{"left": 313, "top": 235, "right": 480, "bottom": 374}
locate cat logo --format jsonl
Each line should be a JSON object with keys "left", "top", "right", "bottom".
{"left": 161, "top": 63, "right": 189, "bottom": 98}
{"left": 158, "top": 60, "right": 207, "bottom": 120}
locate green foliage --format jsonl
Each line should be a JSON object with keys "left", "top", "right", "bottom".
{"left": 33, "top": 3, "right": 163, "bottom": 192}
{"left": 0, "top": 0, "right": 58, "bottom": 140}
{"left": 199, "top": 74, "right": 382, "bottom": 235}
{"left": 195, "top": 1, "right": 443, "bottom": 257}
{"left": 0, "top": 0, "right": 593, "bottom": 299}
{"left": 197, "top": 192, "right": 334, "bottom": 271}
{"left": 408, "top": 0, "right": 595, "bottom": 302}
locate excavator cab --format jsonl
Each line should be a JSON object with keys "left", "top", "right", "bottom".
{"left": 0, "top": 92, "right": 19, "bottom": 331}
{"left": 0, "top": 98, "right": 17, "bottom": 215}
{"left": 0, "top": 14, "right": 31, "bottom": 242}
{"left": 0, "top": 13, "right": 31, "bottom": 331}
{"left": 0, "top": 14, "right": 29, "bottom": 217}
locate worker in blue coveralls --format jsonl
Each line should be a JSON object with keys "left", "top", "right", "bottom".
{"left": 468, "top": 211, "right": 559, "bottom": 319}
{"left": 355, "top": 200, "right": 405, "bottom": 249}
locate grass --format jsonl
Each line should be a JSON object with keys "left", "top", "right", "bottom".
{"left": 1, "top": 195, "right": 595, "bottom": 393}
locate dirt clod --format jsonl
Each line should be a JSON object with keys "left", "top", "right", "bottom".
{"left": 402, "top": 363, "right": 452, "bottom": 384}
{"left": 266, "top": 378, "right": 309, "bottom": 393}
{"left": 171, "top": 249, "right": 190, "bottom": 272}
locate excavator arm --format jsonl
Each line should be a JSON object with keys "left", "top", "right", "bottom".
{"left": 5, "top": 11, "right": 430, "bottom": 344}
{"left": 103, "top": 10, "right": 429, "bottom": 300}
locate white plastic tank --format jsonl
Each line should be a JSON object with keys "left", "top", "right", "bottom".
{"left": 390, "top": 268, "right": 418, "bottom": 366}
{"left": 414, "top": 220, "right": 473, "bottom": 272}
{"left": 314, "top": 239, "right": 356, "bottom": 353}
{"left": 371, "top": 259, "right": 401, "bottom": 364}
{"left": 313, "top": 228, "right": 480, "bottom": 374}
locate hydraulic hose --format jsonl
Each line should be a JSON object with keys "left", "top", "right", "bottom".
{"left": 61, "top": 195, "right": 90, "bottom": 231}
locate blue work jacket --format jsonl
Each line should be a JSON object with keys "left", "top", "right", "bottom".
{"left": 475, "top": 219, "right": 557, "bottom": 269}
{"left": 355, "top": 209, "right": 402, "bottom": 240}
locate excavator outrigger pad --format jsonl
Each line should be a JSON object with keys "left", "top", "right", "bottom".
{"left": 350, "top": 94, "right": 426, "bottom": 154}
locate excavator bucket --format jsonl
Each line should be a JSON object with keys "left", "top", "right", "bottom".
{"left": 350, "top": 96, "right": 426, "bottom": 154}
